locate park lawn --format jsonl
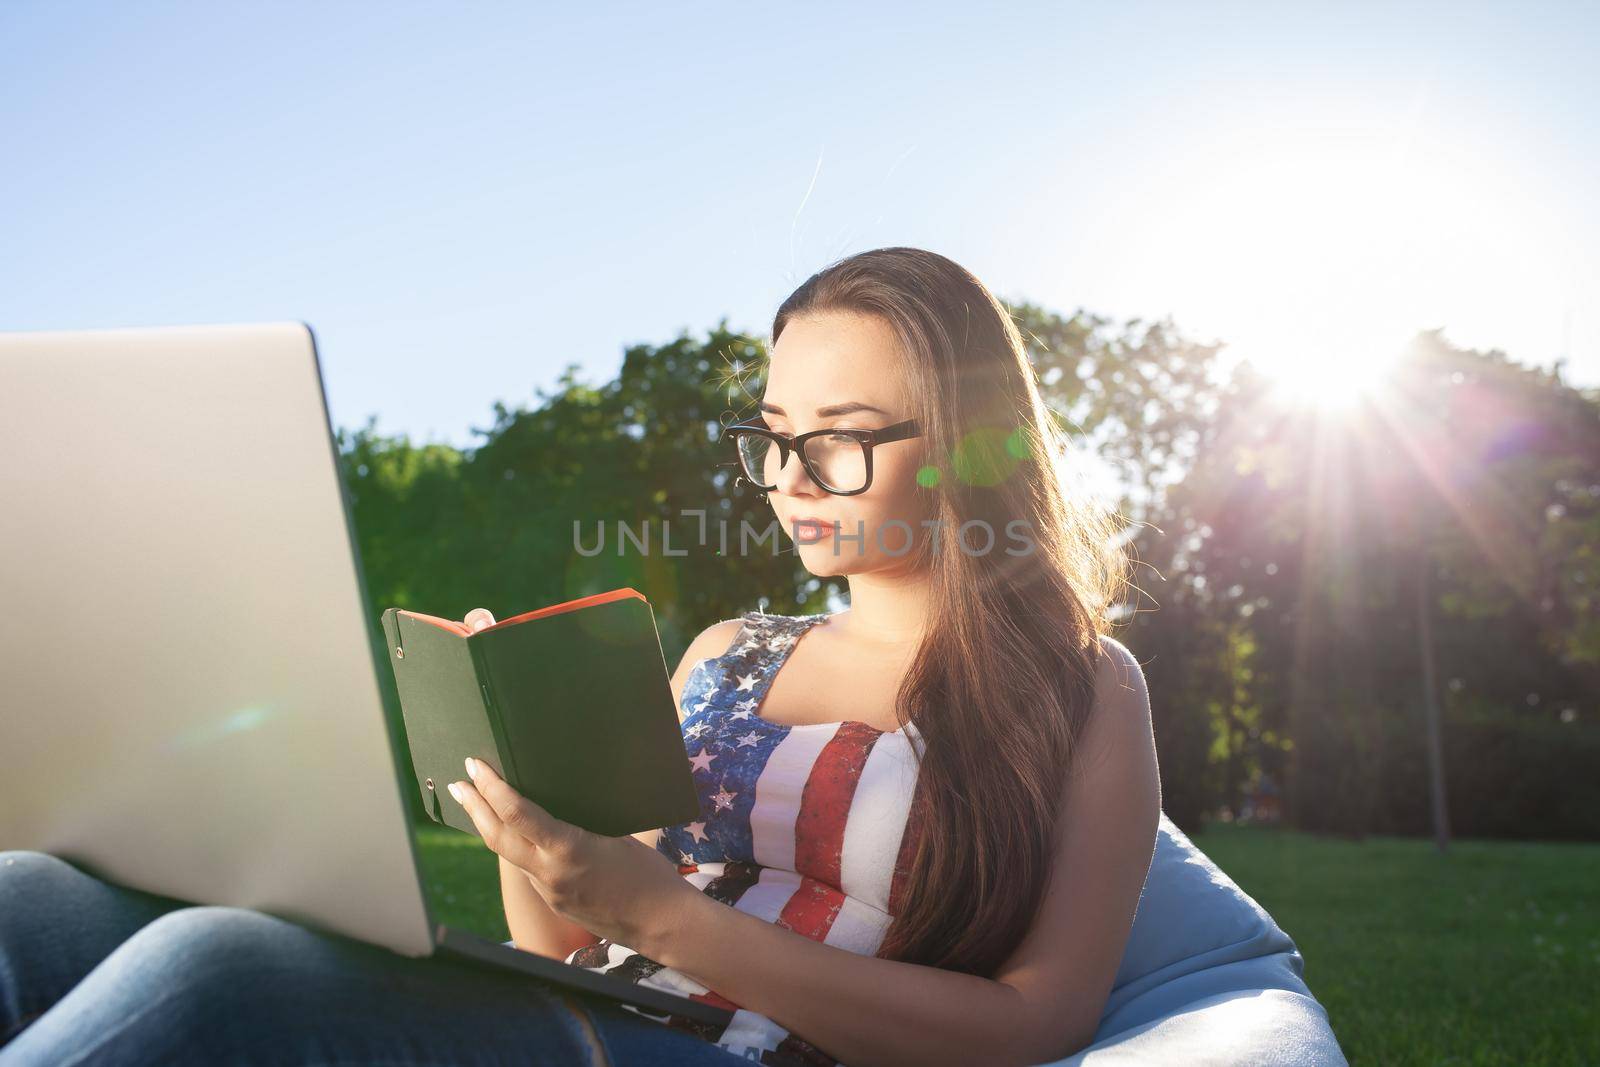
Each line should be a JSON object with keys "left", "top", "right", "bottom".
{"left": 1196, "top": 822, "right": 1600, "bottom": 1067}
{"left": 411, "top": 821, "right": 1600, "bottom": 1065}
{"left": 411, "top": 822, "right": 512, "bottom": 944}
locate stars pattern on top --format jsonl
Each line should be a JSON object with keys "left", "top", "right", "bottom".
{"left": 659, "top": 614, "right": 841, "bottom": 870}
{"left": 677, "top": 614, "right": 828, "bottom": 726}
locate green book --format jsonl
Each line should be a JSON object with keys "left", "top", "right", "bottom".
{"left": 379, "top": 588, "right": 700, "bottom": 838}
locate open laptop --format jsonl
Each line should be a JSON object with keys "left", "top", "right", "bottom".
{"left": 0, "top": 322, "right": 732, "bottom": 1028}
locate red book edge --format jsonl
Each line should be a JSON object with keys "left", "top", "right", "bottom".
{"left": 396, "top": 587, "right": 647, "bottom": 637}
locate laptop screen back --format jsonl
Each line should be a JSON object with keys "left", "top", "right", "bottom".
{"left": 0, "top": 322, "right": 434, "bottom": 956}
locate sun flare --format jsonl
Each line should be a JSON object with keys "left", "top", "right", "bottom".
{"left": 1252, "top": 344, "right": 1401, "bottom": 411}
{"left": 1099, "top": 116, "right": 1547, "bottom": 417}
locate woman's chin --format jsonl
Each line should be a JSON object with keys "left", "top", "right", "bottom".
{"left": 793, "top": 538, "right": 856, "bottom": 575}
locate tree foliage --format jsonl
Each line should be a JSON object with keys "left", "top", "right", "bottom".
{"left": 339, "top": 306, "right": 1600, "bottom": 840}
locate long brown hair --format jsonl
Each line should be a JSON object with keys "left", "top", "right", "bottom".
{"left": 769, "top": 247, "right": 1129, "bottom": 978}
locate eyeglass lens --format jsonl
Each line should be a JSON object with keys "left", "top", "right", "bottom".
{"left": 737, "top": 431, "right": 869, "bottom": 493}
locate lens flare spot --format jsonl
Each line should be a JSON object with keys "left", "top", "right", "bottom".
{"left": 951, "top": 428, "right": 1018, "bottom": 487}
{"left": 1005, "top": 426, "right": 1032, "bottom": 460}
{"left": 915, "top": 465, "right": 942, "bottom": 488}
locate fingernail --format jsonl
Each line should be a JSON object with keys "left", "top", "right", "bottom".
{"left": 448, "top": 782, "right": 463, "bottom": 802}
{"left": 464, "top": 757, "right": 478, "bottom": 779}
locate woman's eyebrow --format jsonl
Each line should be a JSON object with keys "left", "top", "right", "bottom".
{"left": 758, "top": 400, "right": 891, "bottom": 417}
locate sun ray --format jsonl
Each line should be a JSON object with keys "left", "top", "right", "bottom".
{"left": 1363, "top": 367, "right": 1544, "bottom": 609}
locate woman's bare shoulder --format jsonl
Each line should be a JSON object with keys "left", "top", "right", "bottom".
{"left": 666, "top": 615, "right": 752, "bottom": 709}
{"left": 1093, "top": 634, "right": 1148, "bottom": 701}
{"left": 678, "top": 615, "right": 750, "bottom": 666}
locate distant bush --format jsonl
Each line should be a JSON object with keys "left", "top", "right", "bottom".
{"left": 1371, "top": 702, "right": 1600, "bottom": 841}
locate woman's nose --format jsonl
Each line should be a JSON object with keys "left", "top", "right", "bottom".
{"left": 772, "top": 444, "right": 822, "bottom": 496}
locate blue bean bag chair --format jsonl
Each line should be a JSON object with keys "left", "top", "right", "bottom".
{"left": 1040, "top": 813, "right": 1347, "bottom": 1066}
{"left": 531, "top": 813, "right": 1344, "bottom": 1064}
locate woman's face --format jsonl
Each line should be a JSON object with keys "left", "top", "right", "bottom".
{"left": 758, "top": 310, "right": 933, "bottom": 579}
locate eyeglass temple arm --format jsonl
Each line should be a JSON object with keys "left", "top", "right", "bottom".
{"left": 872, "top": 419, "right": 920, "bottom": 444}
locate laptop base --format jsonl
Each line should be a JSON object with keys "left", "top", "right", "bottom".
{"left": 432, "top": 925, "right": 735, "bottom": 1028}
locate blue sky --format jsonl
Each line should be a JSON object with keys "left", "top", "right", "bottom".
{"left": 4, "top": 1, "right": 1596, "bottom": 449}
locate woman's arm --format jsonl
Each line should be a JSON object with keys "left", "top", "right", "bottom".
{"left": 640, "top": 634, "right": 1162, "bottom": 1067}
{"left": 498, "top": 616, "right": 746, "bottom": 959}
{"left": 500, "top": 855, "right": 596, "bottom": 958}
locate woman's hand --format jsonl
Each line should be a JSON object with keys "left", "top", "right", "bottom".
{"left": 448, "top": 757, "right": 697, "bottom": 956}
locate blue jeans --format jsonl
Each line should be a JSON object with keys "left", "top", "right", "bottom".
{"left": 0, "top": 850, "right": 752, "bottom": 1066}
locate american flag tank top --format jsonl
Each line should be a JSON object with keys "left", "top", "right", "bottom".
{"left": 564, "top": 609, "right": 926, "bottom": 1066}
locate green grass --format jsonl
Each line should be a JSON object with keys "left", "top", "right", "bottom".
{"left": 410, "top": 822, "right": 511, "bottom": 943}
{"left": 410, "top": 819, "right": 1600, "bottom": 1065}
{"left": 1196, "top": 822, "right": 1600, "bottom": 1066}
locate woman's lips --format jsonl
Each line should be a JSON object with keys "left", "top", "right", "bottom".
{"left": 791, "top": 517, "right": 835, "bottom": 543}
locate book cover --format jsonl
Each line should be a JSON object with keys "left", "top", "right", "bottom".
{"left": 379, "top": 588, "right": 701, "bottom": 838}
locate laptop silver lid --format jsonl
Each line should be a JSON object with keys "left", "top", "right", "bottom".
{"left": 0, "top": 322, "right": 434, "bottom": 957}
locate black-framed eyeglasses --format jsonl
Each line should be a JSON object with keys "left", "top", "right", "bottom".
{"left": 721, "top": 418, "right": 922, "bottom": 496}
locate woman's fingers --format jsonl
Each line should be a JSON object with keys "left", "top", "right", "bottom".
{"left": 449, "top": 771, "right": 539, "bottom": 871}
{"left": 466, "top": 759, "right": 564, "bottom": 847}
{"left": 449, "top": 758, "right": 572, "bottom": 863}
{"left": 463, "top": 607, "right": 496, "bottom": 632}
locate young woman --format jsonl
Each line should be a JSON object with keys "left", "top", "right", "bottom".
{"left": 0, "top": 247, "right": 1159, "bottom": 1067}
